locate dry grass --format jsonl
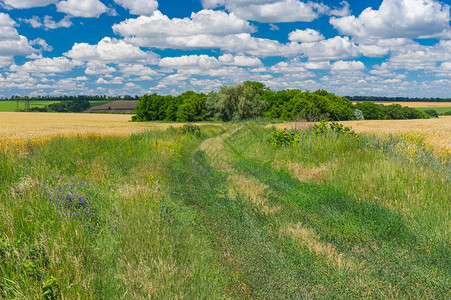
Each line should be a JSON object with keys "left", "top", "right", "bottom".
{"left": 273, "top": 160, "right": 333, "bottom": 183}
{"left": 271, "top": 116, "right": 451, "bottom": 155}
{"left": 281, "top": 223, "right": 355, "bottom": 272}
{"left": 353, "top": 101, "right": 451, "bottom": 108}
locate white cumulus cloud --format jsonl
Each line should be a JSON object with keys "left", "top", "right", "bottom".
{"left": 331, "top": 60, "right": 365, "bottom": 71}
{"left": 57, "top": 0, "right": 108, "bottom": 18}
{"left": 10, "top": 57, "right": 81, "bottom": 73}
{"left": 200, "top": 0, "right": 350, "bottom": 23}
{"left": 114, "top": 0, "right": 158, "bottom": 16}
{"left": 0, "top": 13, "right": 35, "bottom": 67}
{"left": 64, "top": 37, "right": 160, "bottom": 64}
{"left": 1, "top": 0, "right": 56, "bottom": 9}
{"left": 288, "top": 29, "right": 324, "bottom": 43}
{"left": 330, "top": 0, "right": 451, "bottom": 39}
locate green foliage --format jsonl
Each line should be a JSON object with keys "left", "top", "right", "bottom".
{"left": 133, "top": 91, "right": 208, "bottom": 122}
{"left": 47, "top": 100, "right": 91, "bottom": 113}
{"left": 444, "top": 110, "right": 451, "bottom": 115}
{"left": 423, "top": 109, "right": 438, "bottom": 118}
{"left": 275, "top": 90, "right": 354, "bottom": 121}
{"left": 42, "top": 276, "right": 59, "bottom": 300}
{"left": 355, "top": 102, "right": 429, "bottom": 120}
{"left": 167, "top": 124, "right": 202, "bottom": 138}
{"left": 206, "top": 82, "right": 267, "bottom": 121}
{"left": 270, "top": 121, "right": 356, "bottom": 147}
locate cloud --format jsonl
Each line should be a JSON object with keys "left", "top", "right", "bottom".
{"left": 113, "top": 10, "right": 300, "bottom": 56}
{"left": 118, "top": 64, "right": 159, "bottom": 77}
{"left": 64, "top": 37, "right": 160, "bottom": 64}
{"left": 85, "top": 62, "right": 116, "bottom": 75}
{"left": 113, "top": 10, "right": 255, "bottom": 40}
{"left": 56, "top": 0, "right": 108, "bottom": 18}
{"left": 331, "top": 60, "right": 365, "bottom": 71}
{"left": 288, "top": 29, "right": 324, "bottom": 43}
{"left": 373, "top": 40, "right": 451, "bottom": 71}
{"left": 330, "top": 0, "right": 451, "bottom": 39}
{"left": 201, "top": 0, "right": 350, "bottom": 22}
{"left": 29, "top": 38, "right": 53, "bottom": 51}
{"left": 218, "top": 54, "right": 262, "bottom": 66}
{"left": 114, "top": 0, "right": 158, "bottom": 16}
{"left": 299, "top": 36, "right": 359, "bottom": 61}
{"left": 159, "top": 55, "right": 220, "bottom": 69}
{"left": 21, "top": 16, "right": 73, "bottom": 29}
{"left": 1, "top": 0, "right": 56, "bottom": 9}
{"left": 0, "top": 13, "right": 34, "bottom": 65}
{"left": 43, "top": 16, "right": 72, "bottom": 29}
{"left": 10, "top": 57, "right": 81, "bottom": 73}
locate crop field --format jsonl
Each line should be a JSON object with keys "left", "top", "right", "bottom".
{"left": 0, "top": 101, "right": 111, "bottom": 112}
{"left": 0, "top": 114, "right": 449, "bottom": 298}
{"left": 0, "top": 112, "right": 188, "bottom": 147}
{"left": 415, "top": 107, "right": 451, "bottom": 114}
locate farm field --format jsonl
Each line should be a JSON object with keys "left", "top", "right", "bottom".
{"left": 415, "top": 107, "right": 451, "bottom": 114}
{"left": 0, "top": 115, "right": 450, "bottom": 298}
{"left": 0, "top": 101, "right": 111, "bottom": 112}
{"left": 0, "top": 112, "right": 191, "bottom": 145}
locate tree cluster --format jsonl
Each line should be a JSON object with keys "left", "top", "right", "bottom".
{"left": 132, "top": 81, "right": 430, "bottom": 122}
{"left": 1, "top": 95, "right": 138, "bottom": 102}
{"left": 18, "top": 100, "right": 91, "bottom": 113}
{"left": 354, "top": 102, "right": 429, "bottom": 120}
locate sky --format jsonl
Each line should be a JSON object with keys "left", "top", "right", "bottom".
{"left": 1, "top": 0, "right": 451, "bottom": 98}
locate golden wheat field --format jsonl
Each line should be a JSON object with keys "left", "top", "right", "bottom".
{"left": 0, "top": 112, "right": 185, "bottom": 148}
{"left": 272, "top": 116, "right": 451, "bottom": 156}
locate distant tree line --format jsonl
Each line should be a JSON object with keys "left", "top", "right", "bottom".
{"left": 18, "top": 100, "right": 91, "bottom": 113}
{"left": 346, "top": 96, "right": 451, "bottom": 102}
{"left": 133, "top": 81, "right": 432, "bottom": 122}
{"left": 0, "top": 95, "right": 139, "bottom": 101}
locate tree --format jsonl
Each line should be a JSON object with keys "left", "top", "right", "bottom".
{"left": 206, "top": 83, "right": 267, "bottom": 121}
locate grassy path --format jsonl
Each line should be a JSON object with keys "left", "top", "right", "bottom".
{"left": 162, "top": 125, "right": 449, "bottom": 298}
{"left": 1, "top": 124, "right": 449, "bottom": 298}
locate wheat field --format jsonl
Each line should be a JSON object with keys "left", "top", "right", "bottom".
{"left": 0, "top": 112, "right": 181, "bottom": 141}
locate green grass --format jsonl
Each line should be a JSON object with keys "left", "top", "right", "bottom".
{"left": 0, "top": 101, "right": 111, "bottom": 112}
{"left": 415, "top": 107, "right": 451, "bottom": 114}
{"left": 0, "top": 123, "right": 449, "bottom": 298}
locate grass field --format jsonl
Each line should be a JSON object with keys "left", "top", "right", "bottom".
{"left": 415, "top": 107, "right": 451, "bottom": 114}
{"left": 0, "top": 101, "right": 111, "bottom": 112}
{"left": 0, "top": 115, "right": 449, "bottom": 298}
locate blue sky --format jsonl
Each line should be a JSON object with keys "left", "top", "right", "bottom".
{"left": 1, "top": 0, "right": 451, "bottom": 97}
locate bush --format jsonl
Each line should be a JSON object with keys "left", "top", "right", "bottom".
{"left": 269, "top": 121, "right": 356, "bottom": 147}
{"left": 444, "top": 111, "right": 451, "bottom": 115}
{"left": 167, "top": 124, "right": 202, "bottom": 138}
{"left": 423, "top": 110, "right": 439, "bottom": 118}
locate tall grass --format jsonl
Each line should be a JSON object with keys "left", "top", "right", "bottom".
{"left": 1, "top": 123, "right": 449, "bottom": 298}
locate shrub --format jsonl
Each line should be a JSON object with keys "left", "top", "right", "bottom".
{"left": 167, "top": 124, "right": 202, "bottom": 138}
{"left": 269, "top": 121, "right": 357, "bottom": 147}
{"left": 423, "top": 109, "right": 439, "bottom": 118}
